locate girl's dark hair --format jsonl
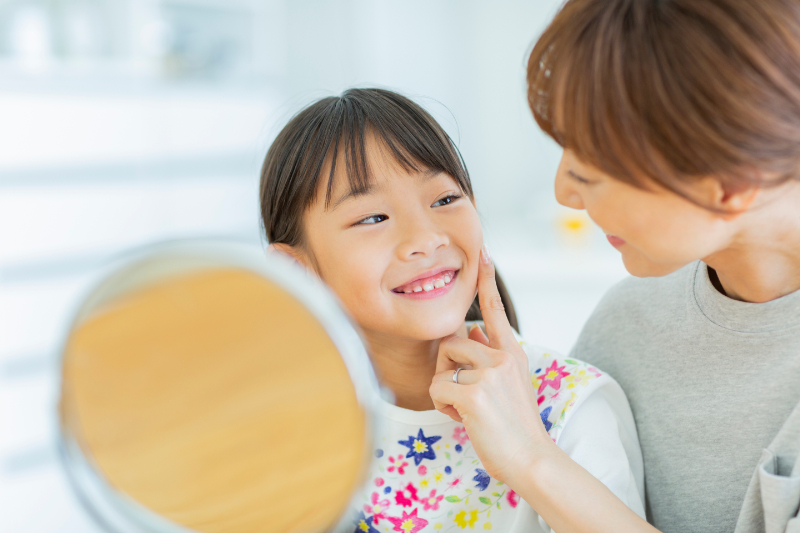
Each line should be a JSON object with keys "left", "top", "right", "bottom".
{"left": 527, "top": 0, "right": 800, "bottom": 202}
{"left": 259, "top": 88, "right": 518, "bottom": 332}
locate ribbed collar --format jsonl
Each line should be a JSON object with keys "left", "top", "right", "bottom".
{"left": 692, "top": 261, "right": 800, "bottom": 334}
{"left": 378, "top": 396, "right": 455, "bottom": 426}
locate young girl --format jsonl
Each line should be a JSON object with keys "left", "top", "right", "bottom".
{"left": 259, "top": 88, "right": 644, "bottom": 532}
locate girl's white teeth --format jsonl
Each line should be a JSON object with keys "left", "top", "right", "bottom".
{"left": 422, "top": 283, "right": 434, "bottom": 292}
{"left": 443, "top": 275, "right": 451, "bottom": 284}
{"left": 413, "top": 286, "right": 423, "bottom": 293}
{"left": 434, "top": 279, "right": 445, "bottom": 289}
{"left": 405, "top": 289, "right": 412, "bottom": 293}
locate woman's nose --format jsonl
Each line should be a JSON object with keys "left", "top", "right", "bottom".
{"left": 554, "top": 163, "right": 585, "bottom": 210}
{"left": 396, "top": 218, "right": 449, "bottom": 259}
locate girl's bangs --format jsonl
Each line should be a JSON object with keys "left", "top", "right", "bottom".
{"left": 319, "top": 92, "right": 473, "bottom": 209}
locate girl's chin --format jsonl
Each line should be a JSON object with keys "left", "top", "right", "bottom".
{"left": 399, "top": 315, "right": 470, "bottom": 341}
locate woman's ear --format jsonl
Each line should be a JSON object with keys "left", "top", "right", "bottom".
{"left": 694, "top": 176, "right": 760, "bottom": 220}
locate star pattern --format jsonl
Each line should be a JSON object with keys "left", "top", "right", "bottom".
{"left": 398, "top": 429, "right": 441, "bottom": 466}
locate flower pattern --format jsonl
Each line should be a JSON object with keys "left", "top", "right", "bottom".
{"left": 387, "top": 454, "right": 409, "bottom": 474}
{"left": 363, "top": 492, "right": 391, "bottom": 524}
{"left": 454, "top": 509, "right": 479, "bottom": 529}
{"left": 453, "top": 426, "right": 470, "bottom": 445}
{"left": 398, "top": 429, "right": 441, "bottom": 465}
{"left": 350, "top": 348, "right": 608, "bottom": 533}
{"left": 564, "top": 369, "right": 595, "bottom": 389}
{"left": 387, "top": 508, "right": 428, "bottom": 533}
{"left": 535, "top": 360, "right": 571, "bottom": 394}
{"left": 354, "top": 512, "right": 380, "bottom": 533}
{"left": 422, "top": 489, "right": 444, "bottom": 511}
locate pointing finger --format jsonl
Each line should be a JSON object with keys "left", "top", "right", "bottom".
{"left": 477, "top": 245, "right": 518, "bottom": 351}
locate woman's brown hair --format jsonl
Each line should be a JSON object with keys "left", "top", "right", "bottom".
{"left": 527, "top": 0, "right": 800, "bottom": 198}
{"left": 260, "top": 88, "right": 519, "bottom": 331}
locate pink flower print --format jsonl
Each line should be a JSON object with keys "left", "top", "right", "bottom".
{"left": 537, "top": 360, "right": 570, "bottom": 394}
{"left": 417, "top": 465, "right": 427, "bottom": 476}
{"left": 395, "top": 490, "right": 413, "bottom": 508}
{"left": 452, "top": 426, "right": 470, "bottom": 445}
{"left": 448, "top": 475, "right": 463, "bottom": 489}
{"left": 388, "top": 454, "right": 409, "bottom": 475}
{"left": 507, "top": 489, "right": 520, "bottom": 508}
{"left": 422, "top": 489, "right": 444, "bottom": 511}
{"left": 587, "top": 366, "right": 602, "bottom": 378}
{"left": 387, "top": 508, "right": 428, "bottom": 533}
{"left": 364, "top": 492, "right": 391, "bottom": 524}
{"left": 375, "top": 478, "right": 385, "bottom": 487}
{"left": 394, "top": 483, "right": 418, "bottom": 508}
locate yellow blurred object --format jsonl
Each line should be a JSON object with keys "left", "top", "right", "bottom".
{"left": 556, "top": 211, "right": 593, "bottom": 247}
{"left": 59, "top": 245, "right": 374, "bottom": 533}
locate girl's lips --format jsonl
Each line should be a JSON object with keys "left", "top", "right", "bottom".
{"left": 606, "top": 235, "right": 626, "bottom": 248}
{"left": 392, "top": 270, "right": 459, "bottom": 300}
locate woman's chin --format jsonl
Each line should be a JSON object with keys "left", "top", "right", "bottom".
{"left": 621, "top": 251, "right": 691, "bottom": 278}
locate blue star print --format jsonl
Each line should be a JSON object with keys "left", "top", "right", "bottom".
{"left": 473, "top": 468, "right": 491, "bottom": 491}
{"left": 398, "top": 429, "right": 441, "bottom": 466}
{"left": 353, "top": 512, "right": 379, "bottom": 533}
{"left": 540, "top": 406, "right": 553, "bottom": 432}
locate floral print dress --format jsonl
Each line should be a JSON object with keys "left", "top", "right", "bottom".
{"left": 339, "top": 335, "right": 614, "bottom": 533}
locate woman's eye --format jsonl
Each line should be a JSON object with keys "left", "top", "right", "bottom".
{"left": 568, "top": 170, "right": 592, "bottom": 184}
{"left": 432, "top": 194, "right": 462, "bottom": 207}
{"left": 355, "top": 214, "right": 388, "bottom": 225}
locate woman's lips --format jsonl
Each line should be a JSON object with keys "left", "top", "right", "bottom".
{"left": 392, "top": 270, "right": 458, "bottom": 300}
{"left": 606, "top": 235, "right": 626, "bottom": 248}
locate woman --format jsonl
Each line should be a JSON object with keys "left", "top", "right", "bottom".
{"left": 429, "top": 1, "right": 800, "bottom": 532}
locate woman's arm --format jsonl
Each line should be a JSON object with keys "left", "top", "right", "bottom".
{"left": 429, "top": 246, "right": 659, "bottom": 533}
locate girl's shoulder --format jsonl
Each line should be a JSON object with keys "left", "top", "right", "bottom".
{"left": 513, "top": 332, "right": 616, "bottom": 443}
{"left": 464, "top": 322, "right": 617, "bottom": 441}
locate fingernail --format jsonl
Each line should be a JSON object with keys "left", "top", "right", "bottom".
{"left": 480, "top": 244, "right": 491, "bottom": 264}
{"left": 469, "top": 323, "right": 479, "bottom": 332}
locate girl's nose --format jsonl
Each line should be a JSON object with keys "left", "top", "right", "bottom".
{"left": 396, "top": 218, "right": 450, "bottom": 260}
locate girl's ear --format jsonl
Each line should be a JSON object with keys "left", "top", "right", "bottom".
{"left": 268, "top": 243, "right": 308, "bottom": 268}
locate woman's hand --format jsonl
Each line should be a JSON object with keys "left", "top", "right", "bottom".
{"left": 429, "top": 245, "right": 551, "bottom": 484}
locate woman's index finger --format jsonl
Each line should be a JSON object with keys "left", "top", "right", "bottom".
{"left": 477, "top": 246, "right": 518, "bottom": 350}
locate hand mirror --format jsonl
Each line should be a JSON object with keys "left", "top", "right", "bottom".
{"left": 57, "top": 240, "right": 380, "bottom": 533}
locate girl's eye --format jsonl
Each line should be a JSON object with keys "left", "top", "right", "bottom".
{"left": 355, "top": 214, "right": 388, "bottom": 225}
{"left": 432, "top": 194, "right": 462, "bottom": 207}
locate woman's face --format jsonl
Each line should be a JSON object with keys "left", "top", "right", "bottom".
{"left": 555, "top": 149, "right": 735, "bottom": 277}
{"left": 294, "top": 145, "right": 483, "bottom": 341}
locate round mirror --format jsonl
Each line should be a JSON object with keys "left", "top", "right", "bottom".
{"left": 57, "top": 240, "right": 379, "bottom": 533}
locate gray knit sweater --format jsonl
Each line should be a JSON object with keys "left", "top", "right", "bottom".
{"left": 571, "top": 261, "right": 800, "bottom": 533}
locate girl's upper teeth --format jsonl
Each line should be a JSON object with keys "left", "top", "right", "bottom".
{"left": 397, "top": 270, "right": 456, "bottom": 293}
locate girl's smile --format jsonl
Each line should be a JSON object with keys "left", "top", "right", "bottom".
{"left": 392, "top": 268, "right": 459, "bottom": 299}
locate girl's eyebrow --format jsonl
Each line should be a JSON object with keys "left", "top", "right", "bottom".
{"left": 330, "top": 184, "right": 379, "bottom": 211}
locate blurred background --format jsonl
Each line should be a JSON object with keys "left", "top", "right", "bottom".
{"left": 0, "top": 0, "right": 628, "bottom": 530}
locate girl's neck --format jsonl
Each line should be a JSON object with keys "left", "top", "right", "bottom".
{"left": 704, "top": 184, "right": 800, "bottom": 303}
{"left": 364, "top": 324, "right": 467, "bottom": 412}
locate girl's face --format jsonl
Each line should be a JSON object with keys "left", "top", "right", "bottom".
{"left": 294, "top": 145, "right": 483, "bottom": 341}
{"left": 555, "top": 149, "right": 739, "bottom": 277}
